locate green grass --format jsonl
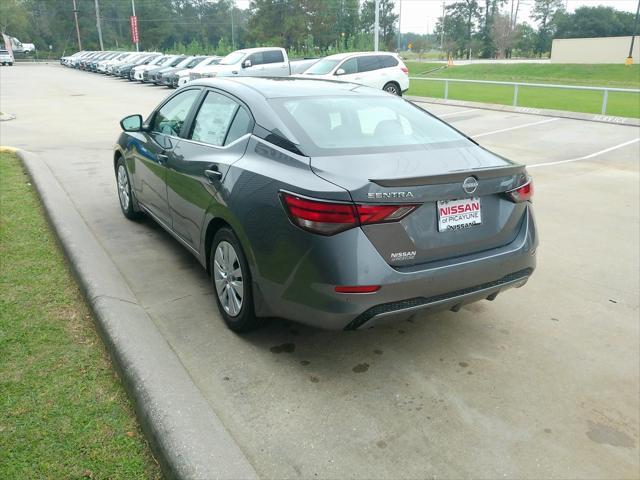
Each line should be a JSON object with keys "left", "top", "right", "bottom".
{"left": 405, "top": 62, "right": 640, "bottom": 118}
{"left": 0, "top": 152, "right": 162, "bottom": 480}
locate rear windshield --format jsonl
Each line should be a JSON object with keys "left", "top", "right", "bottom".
{"left": 269, "top": 95, "right": 470, "bottom": 155}
{"left": 303, "top": 59, "right": 341, "bottom": 75}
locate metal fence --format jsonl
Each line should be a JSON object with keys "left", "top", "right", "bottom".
{"left": 409, "top": 77, "right": 640, "bottom": 115}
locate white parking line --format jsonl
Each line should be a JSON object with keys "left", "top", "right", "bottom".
{"left": 528, "top": 137, "right": 640, "bottom": 168}
{"left": 473, "top": 118, "right": 560, "bottom": 138}
{"left": 438, "top": 109, "right": 476, "bottom": 118}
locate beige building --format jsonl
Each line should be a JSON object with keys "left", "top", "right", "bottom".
{"left": 551, "top": 36, "right": 640, "bottom": 64}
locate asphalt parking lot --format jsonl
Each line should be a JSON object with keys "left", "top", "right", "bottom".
{"left": 2, "top": 64, "right": 639, "bottom": 479}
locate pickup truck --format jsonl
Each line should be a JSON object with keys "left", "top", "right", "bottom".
{"left": 189, "top": 47, "right": 317, "bottom": 80}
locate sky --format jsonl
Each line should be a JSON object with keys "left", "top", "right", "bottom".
{"left": 234, "top": 0, "right": 638, "bottom": 35}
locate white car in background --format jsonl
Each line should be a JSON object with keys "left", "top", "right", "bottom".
{"left": 0, "top": 49, "right": 15, "bottom": 66}
{"left": 175, "top": 56, "right": 221, "bottom": 87}
{"left": 299, "top": 52, "right": 409, "bottom": 96}
{"left": 131, "top": 55, "right": 173, "bottom": 81}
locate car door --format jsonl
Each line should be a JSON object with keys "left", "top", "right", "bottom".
{"left": 130, "top": 88, "right": 201, "bottom": 226}
{"left": 261, "top": 49, "right": 288, "bottom": 76}
{"left": 355, "top": 55, "right": 384, "bottom": 89}
{"left": 334, "top": 57, "right": 358, "bottom": 83}
{"left": 167, "top": 90, "right": 253, "bottom": 251}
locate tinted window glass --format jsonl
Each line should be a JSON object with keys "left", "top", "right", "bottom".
{"left": 189, "top": 92, "right": 239, "bottom": 146}
{"left": 248, "top": 52, "right": 263, "bottom": 66}
{"left": 151, "top": 89, "right": 200, "bottom": 137}
{"left": 357, "top": 56, "right": 381, "bottom": 73}
{"left": 270, "top": 96, "right": 469, "bottom": 154}
{"left": 225, "top": 107, "right": 252, "bottom": 145}
{"left": 263, "top": 50, "right": 284, "bottom": 64}
{"left": 304, "top": 59, "right": 340, "bottom": 75}
{"left": 380, "top": 55, "right": 399, "bottom": 68}
{"left": 339, "top": 58, "right": 357, "bottom": 74}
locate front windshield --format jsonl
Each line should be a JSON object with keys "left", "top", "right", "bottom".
{"left": 219, "top": 51, "right": 246, "bottom": 65}
{"left": 270, "top": 96, "right": 470, "bottom": 154}
{"left": 303, "top": 59, "right": 341, "bottom": 75}
{"left": 186, "top": 57, "right": 205, "bottom": 68}
{"left": 169, "top": 56, "right": 186, "bottom": 67}
{"left": 174, "top": 57, "right": 194, "bottom": 68}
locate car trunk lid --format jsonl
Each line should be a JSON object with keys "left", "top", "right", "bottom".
{"left": 310, "top": 144, "right": 529, "bottom": 267}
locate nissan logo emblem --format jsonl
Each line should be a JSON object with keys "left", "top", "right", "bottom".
{"left": 463, "top": 176, "right": 478, "bottom": 194}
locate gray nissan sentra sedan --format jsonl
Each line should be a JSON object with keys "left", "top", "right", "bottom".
{"left": 114, "top": 77, "right": 537, "bottom": 332}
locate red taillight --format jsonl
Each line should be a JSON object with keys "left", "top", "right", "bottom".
{"left": 281, "top": 192, "right": 418, "bottom": 235}
{"left": 507, "top": 178, "right": 533, "bottom": 203}
{"left": 335, "top": 285, "right": 381, "bottom": 294}
{"left": 400, "top": 66, "right": 409, "bottom": 75}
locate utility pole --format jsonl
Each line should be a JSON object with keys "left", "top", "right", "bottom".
{"left": 72, "top": 0, "right": 82, "bottom": 50}
{"left": 95, "top": 0, "right": 104, "bottom": 50}
{"left": 626, "top": 0, "right": 640, "bottom": 65}
{"left": 374, "top": 0, "right": 380, "bottom": 51}
{"left": 397, "top": 0, "right": 402, "bottom": 52}
{"left": 131, "top": 0, "right": 139, "bottom": 52}
{"left": 230, "top": 1, "right": 235, "bottom": 50}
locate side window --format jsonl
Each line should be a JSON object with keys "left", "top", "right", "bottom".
{"left": 247, "top": 52, "right": 263, "bottom": 66}
{"left": 357, "top": 56, "right": 381, "bottom": 73}
{"left": 339, "top": 58, "right": 357, "bottom": 75}
{"left": 380, "top": 55, "right": 399, "bottom": 68}
{"left": 263, "top": 50, "right": 284, "bottom": 64}
{"left": 224, "top": 107, "right": 253, "bottom": 145}
{"left": 189, "top": 91, "right": 239, "bottom": 146}
{"left": 150, "top": 89, "right": 200, "bottom": 137}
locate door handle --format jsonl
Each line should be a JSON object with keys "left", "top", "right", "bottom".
{"left": 157, "top": 153, "right": 169, "bottom": 164}
{"left": 204, "top": 168, "right": 223, "bottom": 183}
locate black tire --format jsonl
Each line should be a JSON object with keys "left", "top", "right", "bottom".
{"left": 115, "top": 157, "right": 142, "bottom": 220}
{"left": 383, "top": 81, "right": 401, "bottom": 96}
{"left": 210, "top": 227, "right": 262, "bottom": 332}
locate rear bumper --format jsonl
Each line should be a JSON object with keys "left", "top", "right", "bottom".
{"left": 254, "top": 205, "right": 537, "bottom": 330}
{"left": 344, "top": 268, "right": 531, "bottom": 330}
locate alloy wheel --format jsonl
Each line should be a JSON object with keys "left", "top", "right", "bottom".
{"left": 117, "top": 165, "right": 130, "bottom": 211}
{"left": 213, "top": 241, "right": 244, "bottom": 317}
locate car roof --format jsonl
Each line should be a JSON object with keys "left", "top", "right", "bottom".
{"left": 321, "top": 51, "right": 399, "bottom": 61}
{"left": 192, "top": 76, "right": 388, "bottom": 99}
{"left": 232, "top": 47, "right": 283, "bottom": 55}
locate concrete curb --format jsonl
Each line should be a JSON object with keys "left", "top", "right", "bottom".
{"left": 17, "top": 149, "right": 259, "bottom": 480}
{"left": 407, "top": 95, "right": 640, "bottom": 127}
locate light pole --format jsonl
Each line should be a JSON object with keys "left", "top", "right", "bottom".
{"left": 95, "top": 0, "right": 104, "bottom": 50}
{"left": 440, "top": 1, "right": 445, "bottom": 51}
{"left": 131, "top": 0, "right": 139, "bottom": 52}
{"left": 230, "top": 1, "right": 235, "bottom": 50}
{"left": 397, "top": 0, "right": 402, "bottom": 52}
{"left": 626, "top": 0, "right": 639, "bottom": 65}
{"left": 374, "top": 0, "right": 380, "bottom": 51}
{"left": 72, "top": 0, "right": 82, "bottom": 50}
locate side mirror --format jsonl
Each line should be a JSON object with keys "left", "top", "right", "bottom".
{"left": 120, "top": 114, "right": 143, "bottom": 132}
{"left": 335, "top": 68, "right": 346, "bottom": 76}
{"left": 242, "top": 59, "right": 252, "bottom": 68}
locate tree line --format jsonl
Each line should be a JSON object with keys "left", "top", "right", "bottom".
{"left": 0, "top": 0, "right": 636, "bottom": 59}
{"left": 435, "top": 0, "right": 638, "bottom": 59}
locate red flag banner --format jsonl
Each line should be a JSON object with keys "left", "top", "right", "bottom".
{"left": 130, "top": 16, "right": 139, "bottom": 44}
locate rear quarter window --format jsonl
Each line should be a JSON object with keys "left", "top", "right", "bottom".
{"left": 380, "top": 55, "right": 399, "bottom": 68}
{"left": 357, "top": 56, "right": 382, "bottom": 73}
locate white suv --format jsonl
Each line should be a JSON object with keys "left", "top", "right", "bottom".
{"left": 0, "top": 49, "right": 14, "bottom": 66}
{"left": 299, "top": 52, "right": 409, "bottom": 95}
